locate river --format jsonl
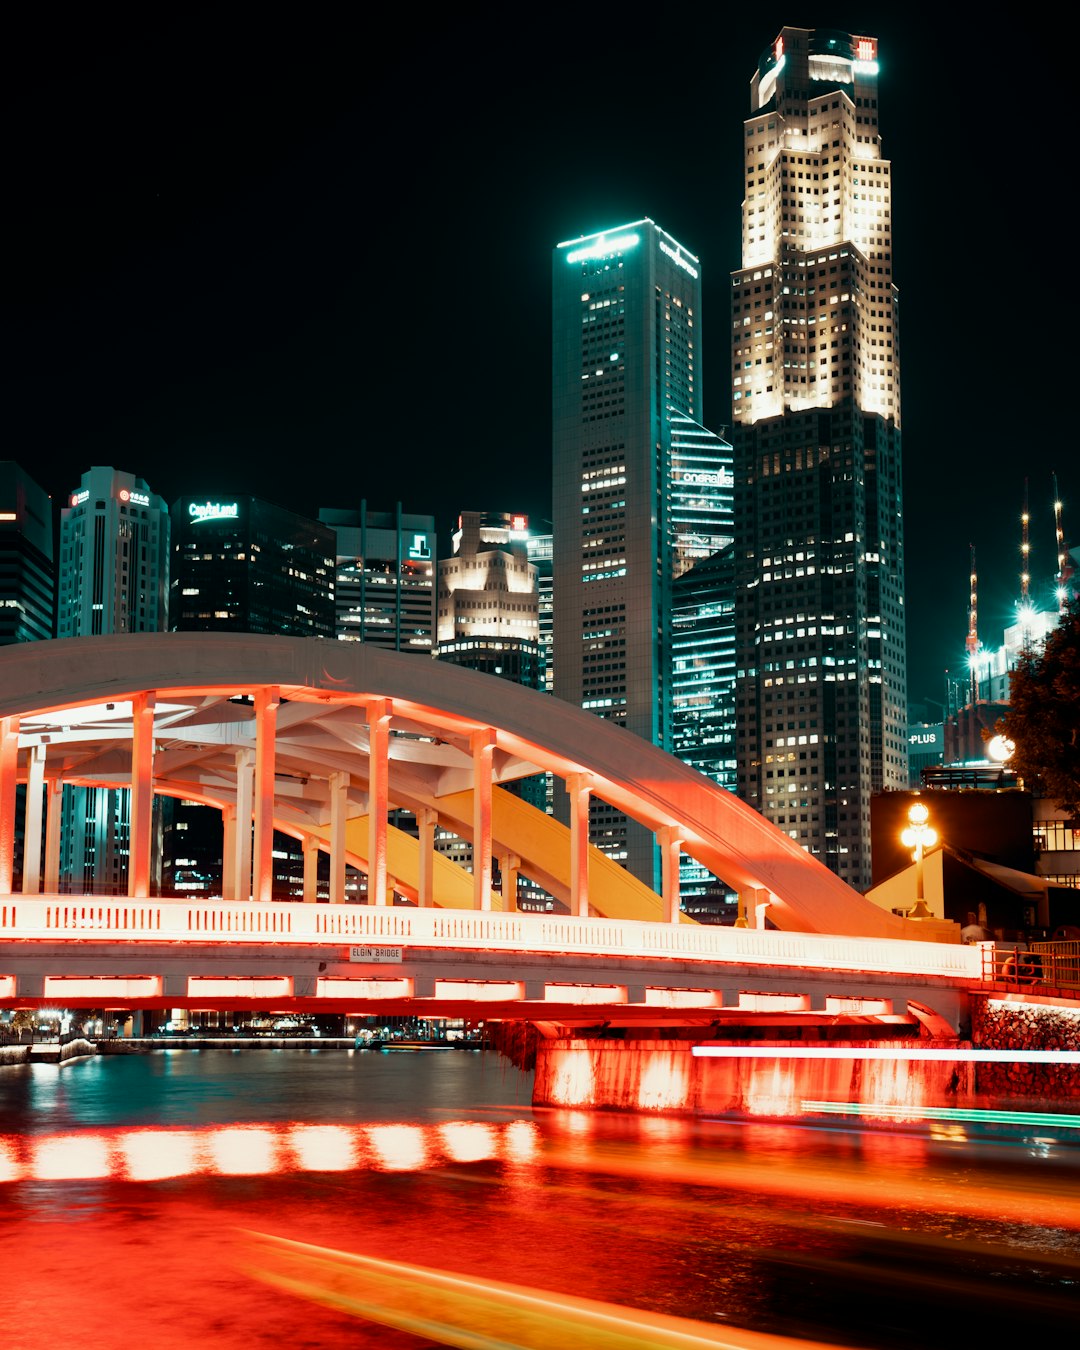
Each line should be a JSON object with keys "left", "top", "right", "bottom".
{"left": 1, "top": 1046, "right": 1077, "bottom": 1349}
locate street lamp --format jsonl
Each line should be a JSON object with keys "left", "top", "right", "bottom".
{"left": 901, "top": 801, "right": 937, "bottom": 920}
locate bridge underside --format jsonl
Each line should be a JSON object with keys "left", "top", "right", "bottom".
{"left": 0, "top": 634, "right": 951, "bottom": 940}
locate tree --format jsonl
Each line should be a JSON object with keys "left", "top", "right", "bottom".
{"left": 995, "top": 592, "right": 1080, "bottom": 819}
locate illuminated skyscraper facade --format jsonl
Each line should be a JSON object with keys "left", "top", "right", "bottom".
{"left": 553, "top": 220, "right": 728, "bottom": 888}
{"left": 319, "top": 504, "right": 435, "bottom": 653}
{"left": 730, "top": 27, "right": 907, "bottom": 890}
{"left": 0, "top": 461, "right": 53, "bottom": 645}
{"left": 57, "top": 466, "right": 170, "bottom": 894}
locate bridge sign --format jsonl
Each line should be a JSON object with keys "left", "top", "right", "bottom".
{"left": 349, "top": 946, "right": 404, "bottom": 964}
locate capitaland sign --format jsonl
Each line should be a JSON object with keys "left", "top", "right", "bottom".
{"left": 189, "top": 501, "right": 239, "bottom": 523}
{"left": 566, "top": 232, "right": 640, "bottom": 264}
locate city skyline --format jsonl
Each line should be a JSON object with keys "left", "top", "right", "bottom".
{"left": 4, "top": 11, "right": 1074, "bottom": 707}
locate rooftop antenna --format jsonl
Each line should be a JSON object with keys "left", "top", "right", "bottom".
{"left": 1020, "top": 478, "right": 1030, "bottom": 603}
{"left": 966, "top": 543, "right": 979, "bottom": 704}
{"left": 1054, "top": 472, "right": 1073, "bottom": 612}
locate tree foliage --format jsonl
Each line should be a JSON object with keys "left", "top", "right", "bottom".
{"left": 996, "top": 593, "right": 1080, "bottom": 819}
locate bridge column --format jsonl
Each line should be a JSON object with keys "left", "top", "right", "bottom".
{"left": 44, "top": 777, "right": 63, "bottom": 893}
{"left": 22, "top": 743, "right": 46, "bottom": 894}
{"left": 366, "top": 699, "right": 391, "bottom": 906}
{"left": 416, "top": 807, "right": 436, "bottom": 907}
{"left": 233, "top": 748, "right": 254, "bottom": 900}
{"left": 252, "top": 687, "right": 279, "bottom": 903}
{"left": 303, "top": 837, "right": 320, "bottom": 902}
{"left": 567, "top": 773, "right": 591, "bottom": 918}
{"left": 471, "top": 728, "right": 495, "bottom": 911}
{"left": 128, "top": 692, "right": 155, "bottom": 900}
{"left": 0, "top": 716, "right": 19, "bottom": 894}
{"left": 498, "top": 851, "right": 520, "bottom": 912}
{"left": 329, "top": 770, "right": 349, "bottom": 903}
{"left": 221, "top": 803, "right": 237, "bottom": 901}
{"left": 658, "top": 826, "right": 683, "bottom": 924}
{"left": 737, "top": 886, "right": 770, "bottom": 929}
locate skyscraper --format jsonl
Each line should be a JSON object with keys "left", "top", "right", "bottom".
{"left": 170, "top": 495, "right": 335, "bottom": 638}
{"left": 57, "top": 467, "right": 170, "bottom": 893}
{"left": 552, "top": 219, "right": 730, "bottom": 888}
{"left": 319, "top": 504, "right": 436, "bottom": 653}
{"left": 436, "top": 510, "right": 541, "bottom": 686}
{"left": 730, "top": 27, "right": 907, "bottom": 890}
{"left": 0, "top": 462, "right": 54, "bottom": 645}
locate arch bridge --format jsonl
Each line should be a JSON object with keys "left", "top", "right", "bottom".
{"left": 0, "top": 635, "right": 973, "bottom": 1040}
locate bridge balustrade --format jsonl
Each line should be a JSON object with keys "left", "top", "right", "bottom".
{"left": 0, "top": 894, "right": 984, "bottom": 982}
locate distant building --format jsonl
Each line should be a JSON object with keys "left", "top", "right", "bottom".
{"left": 730, "top": 27, "right": 907, "bottom": 892}
{"left": 57, "top": 467, "right": 170, "bottom": 894}
{"left": 59, "top": 466, "right": 169, "bottom": 638}
{"left": 0, "top": 461, "right": 54, "bottom": 645}
{"left": 436, "top": 510, "right": 541, "bottom": 686}
{"left": 552, "top": 218, "right": 730, "bottom": 889}
{"left": 165, "top": 494, "right": 336, "bottom": 900}
{"left": 436, "top": 510, "right": 551, "bottom": 908}
{"left": 171, "top": 495, "right": 335, "bottom": 637}
{"left": 526, "top": 529, "right": 554, "bottom": 693}
{"left": 319, "top": 504, "right": 436, "bottom": 653}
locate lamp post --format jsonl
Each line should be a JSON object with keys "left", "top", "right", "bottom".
{"left": 901, "top": 801, "right": 937, "bottom": 921}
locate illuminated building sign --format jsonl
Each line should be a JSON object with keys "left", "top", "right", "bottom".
{"left": 70, "top": 490, "right": 90, "bottom": 507}
{"left": 118, "top": 488, "right": 150, "bottom": 507}
{"left": 909, "top": 729, "right": 941, "bottom": 747}
{"left": 854, "top": 36, "right": 877, "bottom": 63}
{"left": 407, "top": 533, "right": 431, "bottom": 560}
{"left": 680, "top": 469, "right": 734, "bottom": 488}
{"left": 566, "top": 232, "right": 640, "bottom": 264}
{"left": 189, "top": 501, "right": 239, "bottom": 523}
{"left": 659, "top": 240, "right": 699, "bottom": 279}
{"left": 510, "top": 514, "right": 528, "bottom": 532}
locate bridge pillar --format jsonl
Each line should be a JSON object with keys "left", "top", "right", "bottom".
{"left": 329, "top": 771, "right": 349, "bottom": 903}
{"left": 129, "top": 692, "right": 156, "bottom": 900}
{"left": 658, "top": 826, "right": 683, "bottom": 925}
{"left": 221, "top": 803, "right": 237, "bottom": 901}
{"left": 44, "top": 777, "right": 63, "bottom": 893}
{"left": 22, "top": 743, "right": 46, "bottom": 894}
{"left": 253, "top": 687, "right": 279, "bottom": 903}
{"left": 499, "top": 852, "right": 520, "bottom": 912}
{"left": 303, "top": 836, "right": 320, "bottom": 902}
{"left": 0, "top": 715, "right": 19, "bottom": 894}
{"left": 567, "top": 773, "right": 591, "bottom": 919}
{"left": 233, "top": 749, "right": 254, "bottom": 900}
{"left": 367, "top": 699, "right": 391, "bottom": 905}
{"left": 417, "top": 807, "right": 436, "bottom": 907}
{"left": 472, "top": 729, "right": 496, "bottom": 911}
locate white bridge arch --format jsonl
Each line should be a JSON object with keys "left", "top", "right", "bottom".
{"left": 0, "top": 633, "right": 926, "bottom": 939}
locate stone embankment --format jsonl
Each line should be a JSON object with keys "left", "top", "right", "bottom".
{"left": 973, "top": 996, "right": 1080, "bottom": 1101}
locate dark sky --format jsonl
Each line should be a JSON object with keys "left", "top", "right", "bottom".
{"left": 4, "top": 11, "right": 1073, "bottom": 709}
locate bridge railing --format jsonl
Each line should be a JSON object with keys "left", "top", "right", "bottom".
{"left": 983, "top": 941, "right": 1080, "bottom": 994}
{"left": 0, "top": 895, "right": 984, "bottom": 981}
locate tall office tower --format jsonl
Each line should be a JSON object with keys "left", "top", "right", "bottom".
{"left": 57, "top": 467, "right": 170, "bottom": 893}
{"left": 166, "top": 495, "right": 336, "bottom": 899}
{"left": 553, "top": 219, "right": 725, "bottom": 887}
{"left": 319, "top": 504, "right": 436, "bottom": 653}
{"left": 436, "top": 510, "right": 541, "bottom": 686}
{"left": 171, "top": 496, "right": 335, "bottom": 637}
{"left": 58, "top": 467, "right": 170, "bottom": 637}
{"left": 525, "top": 529, "right": 553, "bottom": 694}
{"left": 0, "top": 462, "right": 54, "bottom": 644}
{"left": 730, "top": 27, "right": 907, "bottom": 890}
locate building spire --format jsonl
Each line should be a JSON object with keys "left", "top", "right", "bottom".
{"left": 966, "top": 544, "right": 979, "bottom": 704}
{"left": 1054, "top": 473, "right": 1073, "bottom": 612}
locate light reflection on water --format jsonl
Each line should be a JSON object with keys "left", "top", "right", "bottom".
{"left": 0, "top": 1048, "right": 1077, "bottom": 1350}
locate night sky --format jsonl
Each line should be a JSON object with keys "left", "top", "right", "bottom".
{"left": 4, "top": 11, "right": 1073, "bottom": 710}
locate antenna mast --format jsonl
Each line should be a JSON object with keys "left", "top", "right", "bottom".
{"left": 966, "top": 543, "right": 979, "bottom": 703}
{"left": 1054, "top": 473, "right": 1073, "bottom": 612}
{"left": 1020, "top": 479, "right": 1030, "bottom": 603}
